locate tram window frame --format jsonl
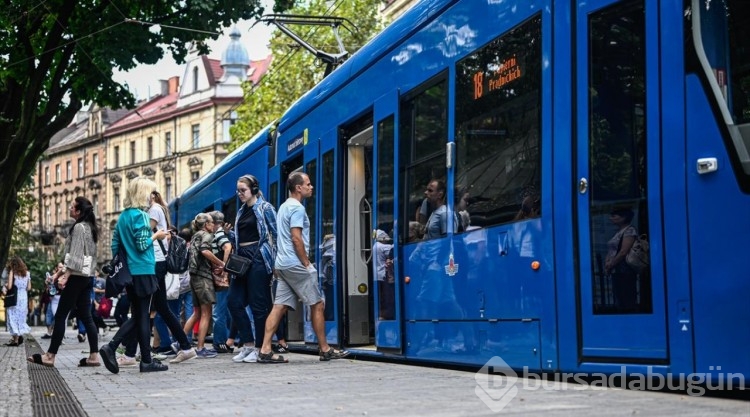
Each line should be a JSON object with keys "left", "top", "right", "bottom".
{"left": 399, "top": 74, "right": 449, "bottom": 243}
{"left": 454, "top": 15, "right": 543, "bottom": 230}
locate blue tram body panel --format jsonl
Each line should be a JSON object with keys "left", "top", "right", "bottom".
{"left": 685, "top": 76, "right": 750, "bottom": 377}
{"left": 170, "top": 0, "right": 750, "bottom": 384}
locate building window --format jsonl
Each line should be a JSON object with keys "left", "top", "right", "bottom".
{"left": 66, "top": 161, "right": 72, "bottom": 181}
{"left": 93, "top": 194, "right": 99, "bottom": 217}
{"left": 193, "top": 66, "right": 199, "bottom": 92}
{"left": 165, "top": 177, "right": 173, "bottom": 203}
{"left": 93, "top": 153, "right": 99, "bottom": 174}
{"left": 192, "top": 124, "right": 200, "bottom": 149}
{"left": 191, "top": 171, "right": 200, "bottom": 183}
{"left": 55, "top": 202, "right": 61, "bottom": 225}
{"left": 165, "top": 132, "right": 172, "bottom": 156}
{"left": 78, "top": 158, "right": 84, "bottom": 178}
{"left": 147, "top": 137, "right": 153, "bottom": 160}
{"left": 44, "top": 167, "right": 50, "bottom": 186}
{"left": 55, "top": 164, "right": 61, "bottom": 183}
{"left": 114, "top": 188, "right": 120, "bottom": 212}
{"left": 222, "top": 111, "right": 238, "bottom": 143}
{"left": 130, "top": 141, "right": 136, "bottom": 164}
{"left": 45, "top": 204, "right": 51, "bottom": 227}
{"left": 114, "top": 146, "right": 120, "bottom": 168}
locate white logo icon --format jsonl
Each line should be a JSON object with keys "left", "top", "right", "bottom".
{"left": 475, "top": 356, "right": 519, "bottom": 412}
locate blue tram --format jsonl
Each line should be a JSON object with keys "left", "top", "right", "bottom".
{"left": 171, "top": 0, "right": 750, "bottom": 383}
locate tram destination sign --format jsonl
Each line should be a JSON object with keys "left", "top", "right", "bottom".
{"left": 472, "top": 55, "right": 522, "bottom": 101}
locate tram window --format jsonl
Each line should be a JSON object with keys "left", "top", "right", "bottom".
{"left": 222, "top": 198, "right": 237, "bottom": 225}
{"left": 306, "top": 159, "right": 318, "bottom": 263}
{"left": 321, "top": 150, "right": 335, "bottom": 322}
{"left": 269, "top": 181, "right": 278, "bottom": 208}
{"left": 455, "top": 15, "right": 542, "bottom": 229}
{"left": 589, "top": 0, "right": 652, "bottom": 315}
{"left": 377, "top": 116, "right": 395, "bottom": 236}
{"left": 322, "top": 151, "right": 335, "bottom": 237}
{"left": 399, "top": 78, "right": 448, "bottom": 242}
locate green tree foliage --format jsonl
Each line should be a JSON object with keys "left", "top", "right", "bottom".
{"left": 0, "top": 0, "right": 293, "bottom": 269}
{"left": 229, "top": 0, "right": 386, "bottom": 149}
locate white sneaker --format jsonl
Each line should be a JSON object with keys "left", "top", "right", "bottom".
{"left": 170, "top": 349, "right": 197, "bottom": 364}
{"left": 232, "top": 346, "right": 254, "bottom": 363}
{"left": 117, "top": 356, "right": 137, "bottom": 367}
{"left": 153, "top": 353, "right": 168, "bottom": 361}
{"left": 242, "top": 348, "right": 258, "bottom": 363}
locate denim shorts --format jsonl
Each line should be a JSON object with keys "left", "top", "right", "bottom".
{"left": 275, "top": 265, "right": 323, "bottom": 310}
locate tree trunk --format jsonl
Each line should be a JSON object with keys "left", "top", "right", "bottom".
{"left": 0, "top": 175, "right": 20, "bottom": 268}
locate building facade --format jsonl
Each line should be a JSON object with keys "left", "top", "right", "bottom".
{"left": 28, "top": 27, "right": 270, "bottom": 263}
{"left": 102, "top": 27, "right": 268, "bottom": 254}
{"left": 32, "top": 106, "right": 128, "bottom": 259}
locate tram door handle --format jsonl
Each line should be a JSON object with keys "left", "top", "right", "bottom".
{"left": 578, "top": 177, "right": 589, "bottom": 194}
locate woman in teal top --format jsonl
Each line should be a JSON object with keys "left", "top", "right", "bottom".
{"left": 99, "top": 177, "right": 169, "bottom": 374}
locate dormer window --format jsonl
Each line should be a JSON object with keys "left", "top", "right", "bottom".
{"left": 193, "top": 66, "right": 199, "bottom": 92}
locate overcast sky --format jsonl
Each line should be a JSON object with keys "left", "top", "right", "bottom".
{"left": 113, "top": 1, "right": 275, "bottom": 101}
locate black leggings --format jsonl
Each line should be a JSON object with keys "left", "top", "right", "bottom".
{"left": 48, "top": 275, "right": 97, "bottom": 355}
{"left": 120, "top": 262, "right": 191, "bottom": 356}
{"left": 107, "top": 279, "right": 154, "bottom": 363}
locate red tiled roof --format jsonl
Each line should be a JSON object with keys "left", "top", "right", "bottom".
{"left": 107, "top": 93, "right": 178, "bottom": 131}
{"left": 249, "top": 54, "right": 273, "bottom": 85}
{"left": 204, "top": 56, "right": 224, "bottom": 86}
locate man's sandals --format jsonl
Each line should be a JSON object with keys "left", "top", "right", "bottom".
{"left": 257, "top": 351, "right": 288, "bottom": 363}
{"left": 319, "top": 347, "right": 350, "bottom": 362}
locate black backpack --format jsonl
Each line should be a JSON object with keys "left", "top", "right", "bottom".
{"left": 158, "top": 233, "right": 189, "bottom": 274}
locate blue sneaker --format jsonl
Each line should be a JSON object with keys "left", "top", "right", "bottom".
{"left": 196, "top": 348, "right": 218, "bottom": 358}
{"left": 171, "top": 341, "right": 180, "bottom": 354}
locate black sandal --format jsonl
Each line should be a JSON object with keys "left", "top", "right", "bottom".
{"left": 27, "top": 353, "right": 54, "bottom": 367}
{"left": 257, "top": 351, "right": 288, "bottom": 363}
{"left": 319, "top": 347, "right": 350, "bottom": 361}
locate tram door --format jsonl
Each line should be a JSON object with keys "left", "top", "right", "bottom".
{"left": 373, "top": 91, "right": 402, "bottom": 351}
{"left": 575, "top": 0, "right": 668, "bottom": 360}
{"left": 343, "top": 121, "right": 375, "bottom": 346}
{"left": 277, "top": 156, "right": 306, "bottom": 341}
{"left": 310, "top": 129, "right": 341, "bottom": 345}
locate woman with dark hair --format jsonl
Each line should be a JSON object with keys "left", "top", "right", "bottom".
{"left": 5, "top": 256, "right": 31, "bottom": 346}
{"left": 28, "top": 196, "right": 100, "bottom": 367}
{"left": 605, "top": 208, "right": 638, "bottom": 311}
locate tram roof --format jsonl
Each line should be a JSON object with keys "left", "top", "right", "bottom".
{"left": 277, "top": 0, "right": 453, "bottom": 133}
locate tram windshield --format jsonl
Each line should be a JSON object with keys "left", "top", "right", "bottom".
{"left": 689, "top": 0, "right": 750, "bottom": 174}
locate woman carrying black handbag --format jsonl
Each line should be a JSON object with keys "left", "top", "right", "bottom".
{"left": 228, "top": 174, "right": 278, "bottom": 363}
{"left": 27, "top": 197, "right": 100, "bottom": 367}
